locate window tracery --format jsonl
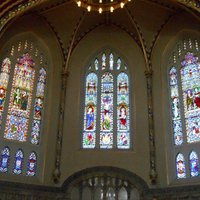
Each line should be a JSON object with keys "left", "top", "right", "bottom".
{"left": 83, "top": 51, "right": 131, "bottom": 149}
{"left": 168, "top": 37, "right": 200, "bottom": 179}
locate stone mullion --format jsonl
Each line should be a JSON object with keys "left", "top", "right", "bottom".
{"left": 52, "top": 71, "right": 70, "bottom": 183}
{"left": 145, "top": 70, "right": 157, "bottom": 185}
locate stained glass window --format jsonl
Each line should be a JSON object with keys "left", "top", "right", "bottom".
{"left": 4, "top": 53, "right": 35, "bottom": 141}
{"left": 189, "top": 151, "right": 199, "bottom": 177}
{"left": 0, "top": 58, "right": 11, "bottom": 127}
{"left": 26, "top": 152, "right": 37, "bottom": 176}
{"left": 181, "top": 53, "right": 200, "bottom": 143}
{"left": 31, "top": 68, "right": 46, "bottom": 145}
{"left": 169, "top": 39, "right": 200, "bottom": 181}
{"left": 100, "top": 72, "right": 113, "bottom": 149}
{"left": 83, "top": 51, "right": 130, "bottom": 149}
{"left": 176, "top": 153, "right": 186, "bottom": 179}
{"left": 0, "top": 146, "right": 10, "bottom": 173}
{"left": 13, "top": 149, "right": 23, "bottom": 175}
{"left": 83, "top": 73, "right": 98, "bottom": 148}
{"left": 169, "top": 67, "right": 183, "bottom": 145}
{"left": 117, "top": 72, "right": 130, "bottom": 149}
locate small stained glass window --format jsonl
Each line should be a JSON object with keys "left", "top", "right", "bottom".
{"left": 26, "top": 152, "right": 37, "bottom": 176}
{"left": 189, "top": 151, "right": 199, "bottom": 177}
{"left": 176, "top": 153, "right": 186, "bottom": 179}
{"left": 0, "top": 146, "right": 10, "bottom": 173}
{"left": 13, "top": 149, "right": 24, "bottom": 175}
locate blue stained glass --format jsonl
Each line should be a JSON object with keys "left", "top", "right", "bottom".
{"left": 173, "top": 120, "right": 183, "bottom": 145}
{"left": 117, "top": 72, "right": 130, "bottom": 149}
{"left": 83, "top": 52, "right": 130, "bottom": 149}
{"left": 0, "top": 147, "right": 10, "bottom": 173}
{"left": 26, "top": 152, "right": 37, "bottom": 176}
{"left": 180, "top": 53, "right": 200, "bottom": 143}
{"left": 169, "top": 67, "right": 183, "bottom": 145}
{"left": 176, "top": 153, "right": 186, "bottom": 179}
{"left": 83, "top": 73, "right": 97, "bottom": 148}
{"left": 4, "top": 53, "right": 35, "bottom": 142}
{"left": 189, "top": 151, "right": 199, "bottom": 177}
{"left": 117, "top": 132, "right": 130, "bottom": 149}
{"left": 13, "top": 149, "right": 23, "bottom": 175}
{"left": 31, "top": 68, "right": 46, "bottom": 145}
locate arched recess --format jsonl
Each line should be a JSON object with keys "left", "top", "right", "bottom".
{"left": 61, "top": 25, "right": 149, "bottom": 185}
{"left": 0, "top": 31, "right": 55, "bottom": 183}
{"left": 150, "top": 11, "right": 200, "bottom": 186}
{"left": 62, "top": 166, "right": 148, "bottom": 200}
{"left": 0, "top": 13, "right": 64, "bottom": 184}
{"left": 158, "top": 27, "right": 200, "bottom": 185}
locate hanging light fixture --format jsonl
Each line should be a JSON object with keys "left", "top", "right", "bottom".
{"left": 74, "top": 0, "right": 131, "bottom": 13}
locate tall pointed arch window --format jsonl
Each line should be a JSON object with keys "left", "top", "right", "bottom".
{"left": 82, "top": 51, "right": 131, "bottom": 149}
{"left": 0, "top": 39, "right": 48, "bottom": 176}
{"left": 168, "top": 38, "right": 200, "bottom": 180}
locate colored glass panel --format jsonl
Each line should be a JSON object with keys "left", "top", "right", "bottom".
{"left": 180, "top": 53, "right": 200, "bottom": 143}
{"left": 0, "top": 58, "right": 11, "bottom": 127}
{"left": 176, "top": 153, "right": 186, "bottom": 179}
{"left": 4, "top": 53, "right": 35, "bottom": 141}
{"left": 0, "top": 147, "right": 10, "bottom": 173}
{"left": 109, "top": 53, "right": 114, "bottom": 70}
{"left": 100, "top": 72, "right": 113, "bottom": 148}
{"left": 189, "top": 151, "right": 199, "bottom": 177}
{"left": 102, "top": 53, "right": 106, "bottom": 70}
{"left": 117, "top": 58, "right": 121, "bottom": 70}
{"left": 83, "top": 132, "right": 96, "bottom": 148}
{"left": 117, "top": 72, "right": 130, "bottom": 149}
{"left": 31, "top": 68, "right": 46, "bottom": 145}
{"left": 26, "top": 152, "right": 37, "bottom": 176}
{"left": 13, "top": 149, "right": 23, "bottom": 175}
{"left": 94, "top": 59, "right": 99, "bottom": 71}
{"left": 169, "top": 67, "right": 183, "bottom": 145}
{"left": 83, "top": 73, "right": 97, "bottom": 148}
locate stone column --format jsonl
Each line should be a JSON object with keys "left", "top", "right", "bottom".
{"left": 145, "top": 70, "right": 157, "bottom": 185}
{"left": 53, "top": 71, "right": 70, "bottom": 183}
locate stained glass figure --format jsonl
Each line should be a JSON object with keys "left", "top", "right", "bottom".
{"left": 100, "top": 72, "right": 113, "bottom": 148}
{"left": 26, "top": 152, "right": 37, "bottom": 176}
{"left": 0, "top": 147, "right": 10, "bottom": 173}
{"left": 169, "top": 67, "right": 183, "bottom": 145}
{"left": 180, "top": 53, "right": 200, "bottom": 143}
{"left": 117, "top": 72, "right": 130, "bottom": 149}
{"left": 83, "top": 73, "right": 97, "bottom": 148}
{"left": 189, "top": 151, "right": 199, "bottom": 177}
{"left": 109, "top": 53, "right": 114, "bottom": 70}
{"left": 31, "top": 68, "right": 46, "bottom": 145}
{"left": 13, "top": 149, "right": 23, "bottom": 175}
{"left": 83, "top": 52, "right": 130, "bottom": 149}
{"left": 4, "top": 53, "right": 35, "bottom": 141}
{"left": 176, "top": 153, "right": 186, "bottom": 179}
{"left": 0, "top": 58, "right": 11, "bottom": 127}
{"left": 102, "top": 53, "right": 106, "bottom": 70}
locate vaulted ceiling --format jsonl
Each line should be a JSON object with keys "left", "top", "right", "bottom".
{"left": 0, "top": 0, "right": 199, "bottom": 71}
